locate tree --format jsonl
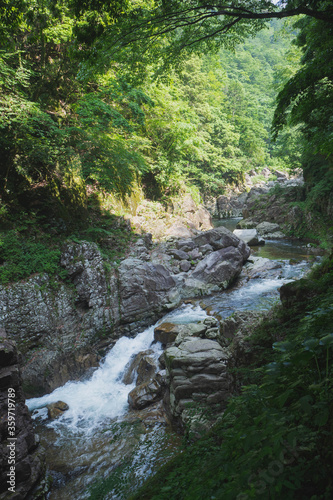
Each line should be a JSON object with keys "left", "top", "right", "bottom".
{"left": 272, "top": 8, "right": 333, "bottom": 186}
{"left": 107, "top": 0, "right": 333, "bottom": 61}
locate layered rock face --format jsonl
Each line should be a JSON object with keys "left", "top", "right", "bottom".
{"left": 122, "top": 311, "right": 267, "bottom": 436}
{"left": 0, "top": 331, "right": 44, "bottom": 499}
{"left": 164, "top": 338, "right": 232, "bottom": 431}
{"left": 0, "top": 226, "right": 250, "bottom": 396}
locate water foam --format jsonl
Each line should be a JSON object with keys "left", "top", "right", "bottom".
{"left": 27, "top": 304, "right": 207, "bottom": 434}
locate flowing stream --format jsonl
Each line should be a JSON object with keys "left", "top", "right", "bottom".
{"left": 27, "top": 221, "right": 321, "bottom": 499}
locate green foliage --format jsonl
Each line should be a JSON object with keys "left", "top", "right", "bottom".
{"left": 0, "top": 208, "right": 137, "bottom": 284}
{"left": 0, "top": 230, "right": 65, "bottom": 284}
{"left": 105, "top": 0, "right": 333, "bottom": 75}
{"left": 132, "top": 257, "right": 333, "bottom": 500}
{"left": 69, "top": 211, "right": 136, "bottom": 262}
{"left": 272, "top": 6, "right": 333, "bottom": 187}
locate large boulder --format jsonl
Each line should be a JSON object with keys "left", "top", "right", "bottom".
{"left": 164, "top": 338, "right": 233, "bottom": 429}
{"left": 255, "top": 221, "right": 285, "bottom": 239}
{"left": 242, "top": 256, "right": 282, "bottom": 279}
{"left": 136, "top": 356, "right": 157, "bottom": 386}
{"left": 193, "top": 226, "right": 249, "bottom": 254}
{"left": 127, "top": 378, "right": 163, "bottom": 410}
{"left": 122, "top": 350, "right": 154, "bottom": 385}
{"left": 233, "top": 229, "right": 265, "bottom": 246}
{"left": 191, "top": 247, "right": 245, "bottom": 286}
{"left": 154, "top": 323, "right": 181, "bottom": 344}
{"left": 117, "top": 258, "right": 177, "bottom": 323}
{"left": 154, "top": 322, "right": 208, "bottom": 345}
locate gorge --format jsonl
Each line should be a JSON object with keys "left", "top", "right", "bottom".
{"left": 1, "top": 1, "right": 332, "bottom": 497}
{"left": 22, "top": 220, "right": 319, "bottom": 499}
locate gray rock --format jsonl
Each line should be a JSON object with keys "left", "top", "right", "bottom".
{"left": 154, "top": 322, "right": 182, "bottom": 344}
{"left": 203, "top": 317, "right": 219, "bottom": 328}
{"left": 216, "top": 192, "right": 248, "bottom": 218}
{"left": 169, "top": 249, "right": 189, "bottom": 261}
{"left": 188, "top": 248, "right": 202, "bottom": 260}
{"left": 205, "top": 328, "right": 219, "bottom": 339}
{"left": 180, "top": 260, "right": 191, "bottom": 272}
{"left": 173, "top": 323, "right": 207, "bottom": 346}
{"left": 176, "top": 239, "right": 196, "bottom": 251}
{"left": 191, "top": 247, "right": 245, "bottom": 286}
{"left": 194, "top": 226, "right": 242, "bottom": 251}
{"left": 118, "top": 259, "right": 176, "bottom": 323}
{"left": 256, "top": 221, "right": 281, "bottom": 235}
{"left": 164, "top": 338, "right": 233, "bottom": 428}
{"left": 233, "top": 229, "right": 265, "bottom": 246}
{"left": 127, "top": 379, "right": 163, "bottom": 410}
{"left": 154, "top": 322, "right": 207, "bottom": 345}
{"left": 242, "top": 256, "right": 282, "bottom": 278}
{"left": 122, "top": 350, "right": 154, "bottom": 385}
{"left": 136, "top": 356, "right": 157, "bottom": 386}
{"left": 199, "top": 244, "right": 213, "bottom": 255}
{"left": 165, "top": 225, "right": 194, "bottom": 239}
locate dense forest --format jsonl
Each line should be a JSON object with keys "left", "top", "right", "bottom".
{"left": 1, "top": 0, "right": 332, "bottom": 282}
{"left": 1, "top": 0, "right": 332, "bottom": 217}
{"left": 0, "top": 1, "right": 332, "bottom": 499}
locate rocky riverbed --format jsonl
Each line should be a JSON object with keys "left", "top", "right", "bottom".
{"left": 0, "top": 181, "right": 325, "bottom": 499}
{"left": 23, "top": 231, "right": 317, "bottom": 499}
{"left": 0, "top": 225, "right": 250, "bottom": 398}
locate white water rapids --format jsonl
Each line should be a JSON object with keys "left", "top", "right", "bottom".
{"left": 26, "top": 236, "right": 318, "bottom": 499}
{"left": 28, "top": 305, "right": 208, "bottom": 434}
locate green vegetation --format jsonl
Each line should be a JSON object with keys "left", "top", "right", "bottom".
{"left": 0, "top": 0, "right": 308, "bottom": 217}
{"left": 0, "top": 209, "right": 136, "bottom": 284}
{"left": 1, "top": 1, "right": 331, "bottom": 220}
{"left": 0, "top": 230, "right": 64, "bottom": 284}
{"left": 130, "top": 256, "right": 333, "bottom": 500}
{"left": 0, "top": 1, "right": 332, "bottom": 497}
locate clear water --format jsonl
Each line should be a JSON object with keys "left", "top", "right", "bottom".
{"left": 199, "top": 261, "right": 310, "bottom": 318}
{"left": 27, "top": 230, "right": 317, "bottom": 500}
{"left": 213, "top": 217, "right": 242, "bottom": 232}
{"left": 27, "top": 306, "right": 207, "bottom": 499}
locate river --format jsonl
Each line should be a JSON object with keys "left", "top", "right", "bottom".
{"left": 27, "top": 220, "right": 320, "bottom": 499}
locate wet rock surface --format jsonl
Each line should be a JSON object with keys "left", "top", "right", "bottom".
{"left": 0, "top": 226, "right": 250, "bottom": 395}
{"left": 47, "top": 401, "right": 69, "bottom": 420}
{"left": 158, "top": 310, "right": 267, "bottom": 432}
{"left": 242, "top": 256, "right": 283, "bottom": 279}
{"left": 128, "top": 378, "right": 164, "bottom": 410}
{"left": 0, "top": 332, "right": 44, "bottom": 500}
